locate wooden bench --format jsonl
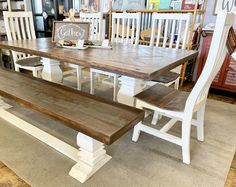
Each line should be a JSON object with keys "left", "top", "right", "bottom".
{"left": 0, "top": 68, "right": 144, "bottom": 183}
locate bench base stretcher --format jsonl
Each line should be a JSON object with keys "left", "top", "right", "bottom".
{"left": 0, "top": 97, "right": 111, "bottom": 183}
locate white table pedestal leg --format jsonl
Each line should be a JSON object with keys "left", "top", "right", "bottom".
{"left": 41, "top": 58, "right": 63, "bottom": 83}
{"left": 69, "top": 133, "right": 111, "bottom": 183}
{"left": 117, "top": 76, "right": 145, "bottom": 106}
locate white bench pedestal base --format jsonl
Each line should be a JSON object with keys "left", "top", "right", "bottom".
{"left": 0, "top": 97, "right": 111, "bottom": 183}
{"left": 69, "top": 133, "right": 111, "bottom": 183}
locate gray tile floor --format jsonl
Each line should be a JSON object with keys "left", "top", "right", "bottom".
{"left": 0, "top": 74, "right": 235, "bottom": 187}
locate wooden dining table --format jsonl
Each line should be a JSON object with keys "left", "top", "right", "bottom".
{"left": 0, "top": 38, "right": 198, "bottom": 106}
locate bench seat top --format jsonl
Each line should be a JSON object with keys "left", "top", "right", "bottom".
{"left": 0, "top": 68, "right": 144, "bottom": 145}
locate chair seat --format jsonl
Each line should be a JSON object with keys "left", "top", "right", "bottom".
{"left": 152, "top": 71, "right": 179, "bottom": 84}
{"left": 135, "top": 84, "right": 189, "bottom": 111}
{"left": 15, "top": 57, "right": 42, "bottom": 67}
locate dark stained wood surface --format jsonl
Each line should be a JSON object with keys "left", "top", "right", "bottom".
{"left": 135, "top": 84, "right": 189, "bottom": 111}
{"left": 16, "top": 56, "right": 42, "bottom": 67}
{"left": 0, "top": 161, "right": 30, "bottom": 187}
{"left": 152, "top": 71, "right": 179, "bottom": 83}
{"left": 0, "top": 38, "right": 198, "bottom": 80}
{"left": 0, "top": 68, "right": 144, "bottom": 145}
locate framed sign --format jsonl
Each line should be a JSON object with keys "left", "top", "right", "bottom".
{"left": 214, "top": 0, "right": 236, "bottom": 14}
{"left": 80, "top": 0, "right": 99, "bottom": 12}
{"left": 52, "top": 21, "right": 90, "bottom": 43}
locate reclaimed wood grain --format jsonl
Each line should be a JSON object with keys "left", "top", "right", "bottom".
{"left": 135, "top": 84, "right": 189, "bottom": 111}
{"left": 0, "top": 38, "right": 198, "bottom": 80}
{"left": 0, "top": 161, "right": 30, "bottom": 187}
{"left": 0, "top": 68, "right": 144, "bottom": 145}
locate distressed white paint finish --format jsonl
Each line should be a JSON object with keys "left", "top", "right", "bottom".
{"left": 3, "top": 11, "right": 43, "bottom": 77}
{"left": 117, "top": 76, "right": 145, "bottom": 106}
{"left": 133, "top": 12, "right": 235, "bottom": 164}
{"left": 69, "top": 133, "right": 111, "bottom": 183}
{"left": 41, "top": 58, "right": 63, "bottom": 83}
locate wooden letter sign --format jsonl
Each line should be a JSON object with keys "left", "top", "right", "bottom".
{"left": 52, "top": 21, "right": 90, "bottom": 42}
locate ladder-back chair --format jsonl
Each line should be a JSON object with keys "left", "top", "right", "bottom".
{"left": 3, "top": 11, "right": 43, "bottom": 77}
{"left": 148, "top": 13, "right": 191, "bottom": 89}
{"left": 80, "top": 12, "right": 103, "bottom": 41}
{"left": 132, "top": 12, "right": 235, "bottom": 164}
{"left": 90, "top": 12, "right": 141, "bottom": 101}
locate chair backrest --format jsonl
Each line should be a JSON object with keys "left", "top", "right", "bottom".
{"left": 186, "top": 12, "right": 235, "bottom": 114}
{"left": 80, "top": 12, "right": 103, "bottom": 41}
{"left": 111, "top": 12, "right": 141, "bottom": 45}
{"left": 3, "top": 11, "right": 36, "bottom": 62}
{"left": 150, "top": 13, "right": 191, "bottom": 49}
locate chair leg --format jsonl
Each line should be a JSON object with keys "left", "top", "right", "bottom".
{"left": 90, "top": 70, "right": 95, "bottom": 95}
{"left": 32, "top": 70, "right": 38, "bottom": 77}
{"left": 15, "top": 66, "right": 20, "bottom": 72}
{"left": 196, "top": 105, "right": 205, "bottom": 142}
{"left": 151, "top": 111, "right": 160, "bottom": 125}
{"left": 113, "top": 75, "right": 118, "bottom": 101}
{"left": 132, "top": 122, "right": 142, "bottom": 142}
{"left": 174, "top": 77, "right": 180, "bottom": 90}
{"left": 181, "top": 120, "right": 192, "bottom": 164}
{"left": 77, "top": 66, "right": 82, "bottom": 91}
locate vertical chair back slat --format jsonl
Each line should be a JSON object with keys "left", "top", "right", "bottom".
{"left": 111, "top": 12, "right": 141, "bottom": 45}
{"left": 176, "top": 20, "right": 182, "bottom": 49}
{"left": 20, "top": 17, "right": 26, "bottom": 40}
{"left": 116, "top": 18, "right": 120, "bottom": 42}
{"left": 121, "top": 18, "right": 125, "bottom": 42}
{"left": 163, "top": 19, "right": 169, "bottom": 48}
{"left": 169, "top": 20, "right": 176, "bottom": 48}
{"left": 126, "top": 18, "right": 130, "bottom": 44}
{"left": 15, "top": 17, "right": 22, "bottom": 40}
{"left": 25, "top": 17, "right": 31, "bottom": 39}
{"left": 9, "top": 17, "right": 16, "bottom": 40}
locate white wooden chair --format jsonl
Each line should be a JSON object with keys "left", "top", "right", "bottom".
{"left": 90, "top": 12, "right": 141, "bottom": 101}
{"left": 80, "top": 12, "right": 103, "bottom": 41}
{"left": 148, "top": 13, "right": 191, "bottom": 89}
{"left": 3, "top": 11, "right": 43, "bottom": 77}
{"left": 62, "top": 12, "right": 103, "bottom": 90}
{"left": 148, "top": 13, "right": 191, "bottom": 125}
{"left": 132, "top": 12, "right": 235, "bottom": 164}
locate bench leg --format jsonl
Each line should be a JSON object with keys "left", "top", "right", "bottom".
{"left": 69, "top": 133, "right": 111, "bottom": 183}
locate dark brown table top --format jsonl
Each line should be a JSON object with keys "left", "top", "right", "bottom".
{"left": 0, "top": 38, "right": 198, "bottom": 80}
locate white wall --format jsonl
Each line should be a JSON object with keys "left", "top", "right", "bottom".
{"left": 203, "top": 0, "right": 216, "bottom": 26}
